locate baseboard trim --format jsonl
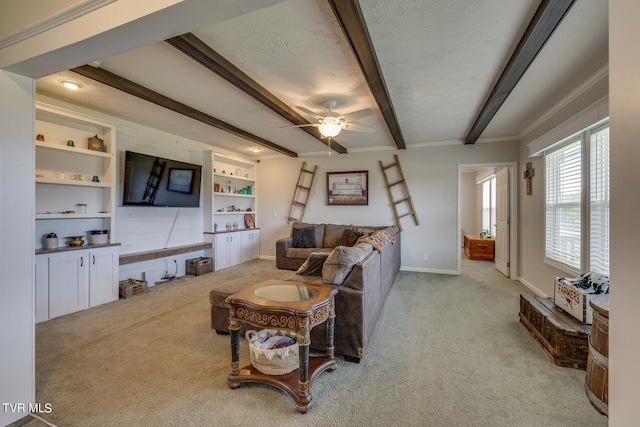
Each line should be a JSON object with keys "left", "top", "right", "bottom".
{"left": 517, "top": 276, "right": 549, "bottom": 298}
{"left": 400, "top": 266, "right": 460, "bottom": 275}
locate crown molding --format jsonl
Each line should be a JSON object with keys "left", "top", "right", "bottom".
{"left": 0, "top": 0, "right": 116, "bottom": 50}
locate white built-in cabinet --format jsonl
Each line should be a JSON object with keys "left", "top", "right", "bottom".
{"left": 34, "top": 102, "right": 120, "bottom": 323}
{"left": 204, "top": 229, "right": 260, "bottom": 271}
{"left": 203, "top": 151, "right": 260, "bottom": 271}
{"left": 35, "top": 246, "right": 119, "bottom": 323}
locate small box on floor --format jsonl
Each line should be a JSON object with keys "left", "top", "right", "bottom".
{"left": 119, "top": 279, "right": 148, "bottom": 299}
{"left": 187, "top": 257, "right": 213, "bottom": 276}
{"left": 554, "top": 272, "right": 609, "bottom": 324}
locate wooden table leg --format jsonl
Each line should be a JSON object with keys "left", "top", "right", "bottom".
{"left": 327, "top": 295, "right": 336, "bottom": 370}
{"left": 296, "top": 319, "right": 312, "bottom": 414}
{"left": 228, "top": 318, "right": 241, "bottom": 388}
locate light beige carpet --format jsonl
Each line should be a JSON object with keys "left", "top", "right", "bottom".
{"left": 35, "top": 259, "right": 608, "bottom": 426}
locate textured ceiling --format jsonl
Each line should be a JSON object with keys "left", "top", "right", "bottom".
{"left": 35, "top": 0, "right": 608, "bottom": 159}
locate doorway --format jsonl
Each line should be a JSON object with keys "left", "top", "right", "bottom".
{"left": 457, "top": 163, "right": 518, "bottom": 279}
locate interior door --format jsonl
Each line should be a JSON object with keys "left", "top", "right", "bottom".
{"left": 495, "top": 167, "right": 510, "bottom": 276}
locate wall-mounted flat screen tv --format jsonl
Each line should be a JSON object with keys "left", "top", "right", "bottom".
{"left": 123, "top": 151, "right": 202, "bottom": 207}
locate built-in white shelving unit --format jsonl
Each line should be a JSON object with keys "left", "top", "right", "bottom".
{"left": 203, "top": 151, "right": 259, "bottom": 271}
{"left": 34, "top": 102, "right": 120, "bottom": 322}
{"left": 203, "top": 151, "right": 257, "bottom": 233}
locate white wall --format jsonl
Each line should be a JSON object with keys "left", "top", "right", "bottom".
{"left": 258, "top": 141, "right": 519, "bottom": 274}
{"left": 460, "top": 171, "right": 476, "bottom": 240}
{"left": 0, "top": 71, "right": 35, "bottom": 426}
{"left": 610, "top": 1, "right": 640, "bottom": 423}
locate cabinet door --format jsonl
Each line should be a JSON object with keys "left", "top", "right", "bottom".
{"left": 240, "top": 231, "right": 252, "bottom": 263}
{"left": 215, "top": 233, "right": 230, "bottom": 271}
{"left": 89, "top": 247, "right": 119, "bottom": 307}
{"left": 35, "top": 255, "right": 49, "bottom": 323}
{"left": 49, "top": 251, "right": 89, "bottom": 319}
{"left": 228, "top": 233, "right": 242, "bottom": 267}
{"left": 250, "top": 230, "right": 260, "bottom": 260}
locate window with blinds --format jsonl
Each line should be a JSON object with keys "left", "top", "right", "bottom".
{"left": 590, "top": 125, "right": 610, "bottom": 275}
{"left": 543, "top": 122, "right": 609, "bottom": 276}
{"left": 545, "top": 139, "right": 582, "bottom": 272}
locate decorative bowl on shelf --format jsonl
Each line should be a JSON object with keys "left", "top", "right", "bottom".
{"left": 67, "top": 236, "right": 85, "bottom": 246}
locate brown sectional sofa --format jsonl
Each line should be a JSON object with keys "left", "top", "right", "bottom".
{"left": 210, "top": 222, "right": 401, "bottom": 363}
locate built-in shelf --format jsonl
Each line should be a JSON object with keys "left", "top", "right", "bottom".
{"left": 36, "top": 141, "right": 113, "bottom": 158}
{"left": 204, "top": 152, "right": 257, "bottom": 233}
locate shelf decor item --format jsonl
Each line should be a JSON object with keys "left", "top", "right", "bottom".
{"left": 87, "top": 134, "right": 106, "bottom": 152}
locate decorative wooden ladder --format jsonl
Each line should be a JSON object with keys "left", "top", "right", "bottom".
{"left": 143, "top": 157, "right": 166, "bottom": 204}
{"left": 379, "top": 155, "right": 419, "bottom": 231}
{"left": 288, "top": 162, "right": 318, "bottom": 223}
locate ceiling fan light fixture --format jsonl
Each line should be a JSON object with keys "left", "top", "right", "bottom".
{"left": 318, "top": 117, "right": 343, "bottom": 138}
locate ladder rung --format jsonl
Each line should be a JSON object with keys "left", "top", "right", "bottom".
{"left": 301, "top": 168, "right": 315, "bottom": 174}
{"left": 382, "top": 162, "right": 399, "bottom": 170}
{"left": 296, "top": 185, "right": 311, "bottom": 190}
{"left": 393, "top": 197, "right": 410, "bottom": 205}
{"left": 397, "top": 212, "right": 415, "bottom": 219}
{"left": 288, "top": 217, "right": 300, "bottom": 222}
{"left": 388, "top": 179, "right": 404, "bottom": 187}
{"left": 292, "top": 201, "right": 306, "bottom": 207}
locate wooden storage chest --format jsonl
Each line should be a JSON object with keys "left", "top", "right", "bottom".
{"left": 463, "top": 234, "right": 495, "bottom": 261}
{"left": 519, "top": 294, "right": 590, "bottom": 369}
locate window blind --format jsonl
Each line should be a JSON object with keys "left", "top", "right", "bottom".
{"left": 545, "top": 139, "right": 582, "bottom": 271}
{"left": 590, "top": 125, "right": 610, "bottom": 275}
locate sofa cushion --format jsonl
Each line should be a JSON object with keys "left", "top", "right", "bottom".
{"left": 296, "top": 252, "right": 330, "bottom": 276}
{"left": 292, "top": 225, "right": 317, "bottom": 248}
{"left": 291, "top": 222, "right": 325, "bottom": 247}
{"left": 323, "top": 224, "right": 355, "bottom": 248}
{"left": 322, "top": 243, "right": 373, "bottom": 285}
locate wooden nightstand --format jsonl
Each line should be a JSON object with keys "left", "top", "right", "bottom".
{"left": 464, "top": 234, "right": 495, "bottom": 261}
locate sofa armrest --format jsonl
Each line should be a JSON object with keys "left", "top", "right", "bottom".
{"left": 276, "top": 237, "right": 293, "bottom": 269}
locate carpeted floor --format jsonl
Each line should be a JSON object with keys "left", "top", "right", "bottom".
{"left": 35, "top": 259, "right": 608, "bottom": 426}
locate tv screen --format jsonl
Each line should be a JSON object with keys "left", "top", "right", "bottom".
{"left": 123, "top": 151, "right": 202, "bottom": 207}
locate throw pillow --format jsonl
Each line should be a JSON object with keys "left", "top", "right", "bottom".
{"left": 335, "top": 228, "right": 364, "bottom": 247}
{"left": 296, "top": 252, "right": 330, "bottom": 276}
{"left": 322, "top": 243, "right": 373, "bottom": 285}
{"left": 292, "top": 226, "right": 317, "bottom": 248}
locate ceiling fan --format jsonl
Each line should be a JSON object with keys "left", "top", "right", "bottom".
{"left": 288, "top": 100, "right": 375, "bottom": 139}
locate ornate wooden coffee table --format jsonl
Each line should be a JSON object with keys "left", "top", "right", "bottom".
{"left": 226, "top": 279, "right": 337, "bottom": 413}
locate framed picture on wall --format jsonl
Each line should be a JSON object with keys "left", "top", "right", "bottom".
{"left": 326, "top": 170, "right": 368, "bottom": 205}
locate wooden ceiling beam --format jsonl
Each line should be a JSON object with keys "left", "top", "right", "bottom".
{"left": 71, "top": 65, "right": 298, "bottom": 157}
{"left": 166, "top": 33, "right": 348, "bottom": 154}
{"left": 328, "top": 0, "right": 406, "bottom": 150}
{"left": 464, "top": 0, "right": 576, "bottom": 144}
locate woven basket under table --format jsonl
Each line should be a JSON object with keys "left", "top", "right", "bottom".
{"left": 245, "top": 329, "right": 299, "bottom": 375}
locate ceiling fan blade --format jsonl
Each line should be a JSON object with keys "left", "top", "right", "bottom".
{"left": 342, "top": 122, "right": 375, "bottom": 133}
{"left": 279, "top": 123, "right": 319, "bottom": 128}
{"left": 340, "top": 108, "right": 374, "bottom": 122}
{"left": 295, "top": 106, "right": 323, "bottom": 119}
